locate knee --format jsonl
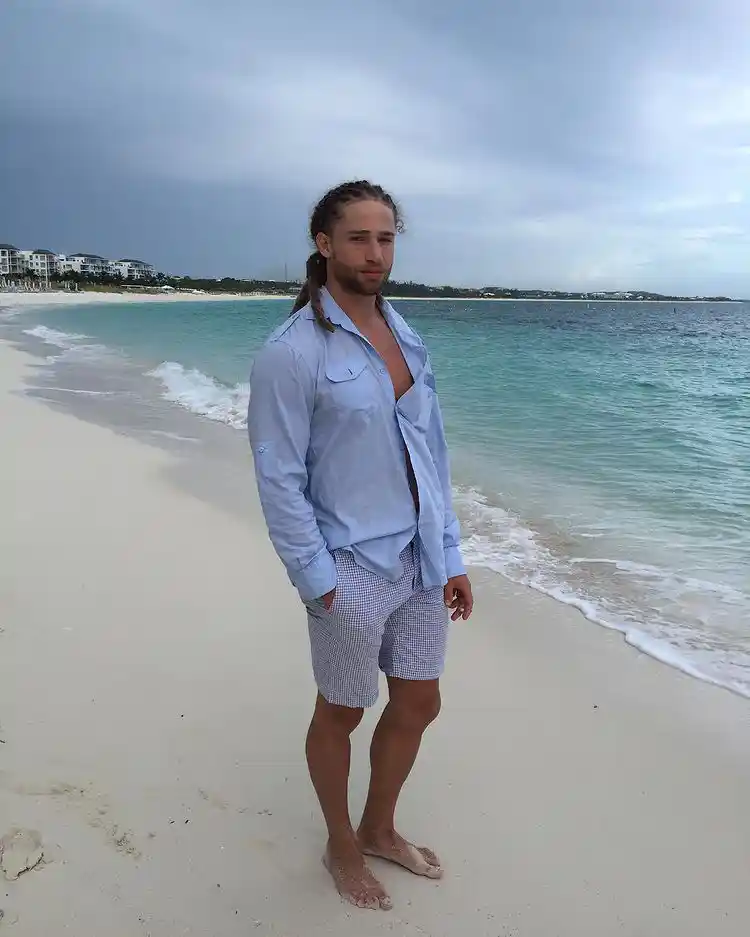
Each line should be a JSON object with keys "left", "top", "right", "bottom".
{"left": 312, "top": 694, "right": 364, "bottom": 736}
{"left": 388, "top": 682, "right": 441, "bottom": 731}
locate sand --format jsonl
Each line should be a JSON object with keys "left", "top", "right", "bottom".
{"left": 0, "top": 289, "right": 287, "bottom": 307}
{"left": 1, "top": 336, "right": 749, "bottom": 936}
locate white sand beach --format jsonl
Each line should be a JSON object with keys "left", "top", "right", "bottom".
{"left": 0, "top": 289, "right": 286, "bottom": 308}
{"left": 1, "top": 336, "right": 749, "bottom": 936}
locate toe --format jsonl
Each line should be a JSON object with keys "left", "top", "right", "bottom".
{"left": 417, "top": 845, "right": 441, "bottom": 868}
{"left": 356, "top": 895, "right": 377, "bottom": 910}
{"left": 353, "top": 887, "right": 390, "bottom": 911}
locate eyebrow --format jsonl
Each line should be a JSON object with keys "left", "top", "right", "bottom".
{"left": 346, "top": 229, "right": 395, "bottom": 236}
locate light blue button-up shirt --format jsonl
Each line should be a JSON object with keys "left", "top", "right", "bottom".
{"left": 247, "top": 289, "right": 465, "bottom": 601}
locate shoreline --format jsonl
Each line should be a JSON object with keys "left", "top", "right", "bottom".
{"left": 1, "top": 335, "right": 749, "bottom": 934}
{"left": 0, "top": 289, "right": 285, "bottom": 307}
{"left": 2, "top": 290, "right": 742, "bottom": 309}
{"left": 388, "top": 296, "right": 743, "bottom": 302}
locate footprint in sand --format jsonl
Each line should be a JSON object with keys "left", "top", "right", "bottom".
{"left": 0, "top": 828, "right": 44, "bottom": 881}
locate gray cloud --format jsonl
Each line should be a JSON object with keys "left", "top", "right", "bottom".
{"left": 1, "top": 0, "right": 749, "bottom": 293}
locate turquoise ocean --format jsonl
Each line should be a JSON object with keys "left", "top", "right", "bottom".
{"left": 7, "top": 298, "right": 750, "bottom": 698}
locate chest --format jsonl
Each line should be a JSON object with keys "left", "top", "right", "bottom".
{"left": 316, "top": 325, "right": 433, "bottom": 435}
{"left": 361, "top": 321, "right": 414, "bottom": 401}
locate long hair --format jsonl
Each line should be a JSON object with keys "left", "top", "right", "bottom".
{"left": 290, "top": 180, "right": 404, "bottom": 331}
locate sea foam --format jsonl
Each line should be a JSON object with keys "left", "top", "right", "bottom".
{"left": 23, "top": 325, "right": 110, "bottom": 361}
{"left": 148, "top": 361, "right": 250, "bottom": 429}
{"left": 15, "top": 309, "right": 749, "bottom": 703}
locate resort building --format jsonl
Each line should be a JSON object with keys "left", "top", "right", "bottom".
{"left": 18, "top": 249, "right": 58, "bottom": 279}
{"left": 2, "top": 244, "right": 159, "bottom": 281}
{"left": 59, "top": 253, "right": 110, "bottom": 276}
{"left": 0, "top": 244, "right": 23, "bottom": 277}
{"left": 109, "top": 259, "right": 156, "bottom": 280}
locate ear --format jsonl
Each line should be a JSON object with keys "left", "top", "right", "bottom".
{"left": 315, "top": 231, "right": 332, "bottom": 258}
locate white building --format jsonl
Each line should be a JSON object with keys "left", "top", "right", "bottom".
{"left": 109, "top": 258, "right": 156, "bottom": 280}
{"left": 58, "top": 253, "right": 109, "bottom": 276}
{"left": 0, "top": 244, "right": 23, "bottom": 277}
{"left": 18, "top": 249, "right": 58, "bottom": 279}
{"left": 3, "top": 244, "right": 158, "bottom": 281}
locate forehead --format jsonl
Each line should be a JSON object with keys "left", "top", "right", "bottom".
{"left": 335, "top": 199, "right": 395, "bottom": 233}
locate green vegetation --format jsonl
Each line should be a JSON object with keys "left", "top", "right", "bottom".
{"left": 50, "top": 270, "right": 735, "bottom": 303}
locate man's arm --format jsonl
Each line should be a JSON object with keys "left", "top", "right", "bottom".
{"left": 425, "top": 373, "right": 466, "bottom": 580}
{"left": 247, "top": 340, "right": 336, "bottom": 601}
{"left": 425, "top": 372, "right": 473, "bottom": 619}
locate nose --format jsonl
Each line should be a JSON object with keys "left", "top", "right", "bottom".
{"left": 364, "top": 236, "right": 384, "bottom": 264}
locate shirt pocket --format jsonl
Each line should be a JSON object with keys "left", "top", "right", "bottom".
{"left": 322, "top": 357, "right": 378, "bottom": 414}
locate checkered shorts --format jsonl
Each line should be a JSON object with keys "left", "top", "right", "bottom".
{"left": 304, "top": 541, "right": 450, "bottom": 708}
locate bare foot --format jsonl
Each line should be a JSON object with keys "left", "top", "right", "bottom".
{"left": 358, "top": 828, "right": 443, "bottom": 879}
{"left": 323, "top": 840, "right": 393, "bottom": 911}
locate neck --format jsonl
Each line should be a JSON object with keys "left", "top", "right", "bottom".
{"left": 324, "top": 277, "right": 381, "bottom": 328}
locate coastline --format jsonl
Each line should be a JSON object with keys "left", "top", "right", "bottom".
{"left": 2, "top": 290, "right": 739, "bottom": 310}
{"left": 1, "top": 335, "right": 749, "bottom": 935}
{"left": 387, "top": 296, "right": 743, "bottom": 302}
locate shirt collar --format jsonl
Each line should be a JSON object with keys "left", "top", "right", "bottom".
{"left": 303, "top": 287, "right": 402, "bottom": 336}
{"left": 304, "top": 287, "right": 427, "bottom": 378}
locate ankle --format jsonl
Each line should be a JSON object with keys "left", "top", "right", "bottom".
{"left": 358, "top": 818, "right": 395, "bottom": 840}
{"left": 327, "top": 829, "right": 360, "bottom": 854}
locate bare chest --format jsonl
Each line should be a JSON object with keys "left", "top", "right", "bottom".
{"left": 363, "top": 324, "right": 413, "bottom": 400}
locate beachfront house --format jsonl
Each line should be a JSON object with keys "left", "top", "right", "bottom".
{"left": 0, "top": 244, "right": 23, "bottom": 277}
{"left": 59, "top": 253, "right": 109, "bottom": 276}
{"left": 18, "top": 248, "right": 58, "bottom": 279}
{"left": 109, "top": 259, "right": 156, "bottom": 280}
{"left": 4, "top": 245, "right": 159, "bottom": 282}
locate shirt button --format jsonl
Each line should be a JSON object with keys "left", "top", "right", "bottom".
{"left": 379, "top": 367, "right": 386, "bottom": 374}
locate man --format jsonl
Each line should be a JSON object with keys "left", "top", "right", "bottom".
{"left": 247, "top": 180, "right": 472, "bottom": 911}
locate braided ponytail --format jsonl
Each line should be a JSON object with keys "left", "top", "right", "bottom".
{"left": 291, "top": 251, "right": 335, "bottom": 331}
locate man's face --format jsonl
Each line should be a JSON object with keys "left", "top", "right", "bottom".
{"left": 316, "top": 199, "right": 396, "bottom": 295}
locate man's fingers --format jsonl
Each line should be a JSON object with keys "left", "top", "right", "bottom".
{"left": 445, "top": 582, "right": 474, "bottom": 621}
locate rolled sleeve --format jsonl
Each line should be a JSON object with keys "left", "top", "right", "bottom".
{"left": 443, "top": 543, "right": 466, "bottom": 580}
{"left": 291, "top": 546, "right": 338, "bottom": 601}
{"left": 426, "top": 373, "right": 466, "bottom": 580}
{"left": 248, "top": 340, "right": 336, "bottom": 601}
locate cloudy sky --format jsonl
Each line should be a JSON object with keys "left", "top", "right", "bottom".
{"left": 2, "top": 0, "right": 749, "bottom": 294}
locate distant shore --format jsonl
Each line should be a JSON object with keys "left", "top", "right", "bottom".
{"left": 1, "top": 289, "right": 742, "bottom": 309}
{"left": 386, "top": 296, "right": 743, "bottom": 303}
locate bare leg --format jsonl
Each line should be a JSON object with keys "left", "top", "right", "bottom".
{"left": 305, "top": 694, "right": 392, "bottom": 910}
{"left": 357, "top": 677, "right": 443, "bottom": 878}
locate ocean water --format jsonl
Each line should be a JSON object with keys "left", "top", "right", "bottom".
{"left": 4, "top": 297, "right": 750, "bottom": 698}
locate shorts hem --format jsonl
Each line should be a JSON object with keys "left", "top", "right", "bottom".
{"left": 317, "top": 684, "right": 380, "bottom": 709}
{"left": 382, "top": 666, "right": 444, "bottom": 682}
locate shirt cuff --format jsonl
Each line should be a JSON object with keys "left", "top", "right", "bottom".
{"left": 444, "top": 544, "right": 466, "bottom": 580}
{"left": 290, "top": 547, "right": 338, "bottom": 601}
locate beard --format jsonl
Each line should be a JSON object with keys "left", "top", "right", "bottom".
{"left": 328, "top": 257, "right": 390, "bottom": 296}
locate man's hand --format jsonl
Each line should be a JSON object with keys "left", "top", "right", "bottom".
{"left": 444, "top": 574, "right": 473, "bottom": 621}
{"left": 320, "top": 588, "right": 336, "bottom": 611}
